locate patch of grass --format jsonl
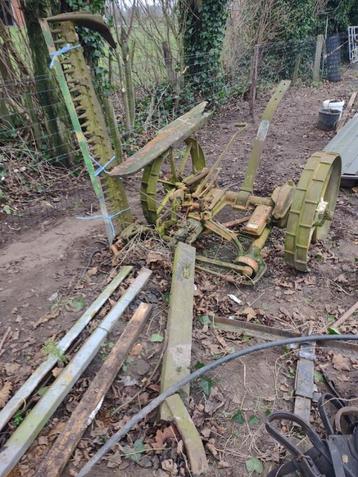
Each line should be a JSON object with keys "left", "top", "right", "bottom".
{"left": 42, "top": 340, "right": 68, "bottom": 365}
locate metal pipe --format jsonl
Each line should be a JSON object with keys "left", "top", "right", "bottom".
{"left": 0, "top": 268, "right": 152, "bottom": 477}
{"left": 0, "top": 266, "right": 132, "bottom": 433}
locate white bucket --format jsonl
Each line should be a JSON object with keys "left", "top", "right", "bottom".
{"left": 322, "top": 99, "right": 345, "bottom": 113}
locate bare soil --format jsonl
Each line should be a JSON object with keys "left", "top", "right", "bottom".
{"left": 0, "top": 73, "right": 357, "bottom": 477}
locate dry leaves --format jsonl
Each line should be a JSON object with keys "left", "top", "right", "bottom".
{"left": 33, "top": 308, "right": 60, "bottom": 329}
{"left": 0, "top": 381, "right": 12, "bottom": 407}
{"left": 161, "top": 458, "right": 178, "bottom": 475}
{"left": 152, "top": 425, "right": 176, "bottom": 450}
{"left": 242, "top": 306, "right": 257, "bottom": 321}
{"left": 332, "top": 353, "right": 351, "bottom": 371}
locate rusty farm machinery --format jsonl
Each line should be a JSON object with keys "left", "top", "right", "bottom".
{"left": 41, "top": 13, "right": 342, "bottom": 283}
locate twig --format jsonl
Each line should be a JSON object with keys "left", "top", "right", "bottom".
{"left": 331, "top": 301, "right": 358, "bottom": 330}
{"left": 0, "top": 327, "right": 11, "bottom": 356}
{"left": 329, "top": 278, "right": 350, "bottom": 296}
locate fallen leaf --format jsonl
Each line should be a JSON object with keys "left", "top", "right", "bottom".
{"left": 232, "top": 409, "right": 245, "bottom": 424}
{"left": 152, "top": 425, "right": 176, "bottom": 450}
{"left": 206, "top": 439, "right": 219, "bottom": 459}
{"left": 242, "top": 306, "right": 257, "bottom": 321}
{"left": 66, "top": 296, "right": 86, "bottom": 312}
{"left": 86, "top": 267, "right": 98, "bottom": 277}
{"left": 245, "top": 457, "right": 264, "bottom": 474}
{"left": 204, "top": 388, "right": 224, "bottom": 415}
{"left": 332, "top": 353, "right": 350, "bottom": 371}
{"left": 0, "top": 381, "right": 12, "bottom": 407}
{"left": 130, "top": 343, "right": 143, "bottom": 356}
{"left": 200, "top": 427, "right": 211, "bottom": 439}
{"left": 150, "top": 333, "right": 164, "bottom": 343}
{"left": 123, "top": 438, "right": 145, "bottom": 463}
{"left": 199, "top": 376, "right": 214, "bottom": 397}
{"left": 52, "top": 367, "right": 62, "bottom": 378}
{"left": 336, "top": 274, "right": 348, "bottom": 284}
{"left": 248, "top": 415, "right": 259, "bottom": 426}
{"left": 121, "top": 376, "right": 138, "bottom": 387}
{"left": 161, "top": 458, "right": 178, "bottom": 475}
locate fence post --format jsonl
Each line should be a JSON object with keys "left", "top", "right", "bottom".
{"left": 313, "top": 34, "right": 324, "bottom": 82}
{"left": 249, "top": 44, "right": 260, "bottom": 121}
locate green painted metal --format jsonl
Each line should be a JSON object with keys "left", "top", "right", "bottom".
{"left": 46, "top": 13, "right": 117, "bottom": 48}
{"left": 110, "top": 102, "right": 211, "bottom": 177}
{"left": 240, "top": 80, "right": 291, "bottom": 195}
{"left": 40, "top": 20, "right": 112, "bottom": 239}
{"left": 40, "top": 16, "right": 132, "bottom": 243}
{"left": 284, "top": 151, "right": 341, "bottom": 271}
{"left": 140, "top": 138, "right": 206, "bottom": 225}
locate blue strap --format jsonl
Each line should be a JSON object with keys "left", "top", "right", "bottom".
{"left": 76, "top": 208, "right": 130, "bottom": 237}
{"left": 49, "top": 43, "right": 81, "bottom": 69}
{"left": 91, "top": 155, "right": 117, "bottom": 177}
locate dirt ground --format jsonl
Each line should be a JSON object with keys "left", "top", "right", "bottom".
{"left": 1, "top": 72, "right": 357, "bottom": 477}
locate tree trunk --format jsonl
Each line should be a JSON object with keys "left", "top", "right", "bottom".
{"left": 20, "top": 0, "right": 70, "bottom": 164}
{"left": 178, "top": 0, "right": 229, "bottom": 94}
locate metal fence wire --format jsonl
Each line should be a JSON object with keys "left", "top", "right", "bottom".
{"left": 0, "top": 33, "right": 349, "bottom": 223}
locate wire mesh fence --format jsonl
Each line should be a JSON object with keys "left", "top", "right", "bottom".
{"left": 0, "top": 30, "right": 350, "bottom": 225}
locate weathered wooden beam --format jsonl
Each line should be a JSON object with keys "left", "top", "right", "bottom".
{"left": 0, "top": 266, "right": 132, "bottom": 433}
{"left": 160, "top": 242, "right": 208, "bottom": 474}
{"left": 166, "top": 394, "right": 209, "bottom": 475}
{"left": 160, "top": 242, "right": 196, "bottom": 420}
{"left": 35, "top": 303, "right": 152, "bottom": 477}
{"left": 294, "top": 343, "right": 316, "bottom": 422}
{"left": 214, "top": 316, "right": 358, "bottom": 353}
{"left": 110, "top": 103, "right": 211, "bottom": 177}
{"left": 0, "top": 268, "right": 151, "bottom": 477}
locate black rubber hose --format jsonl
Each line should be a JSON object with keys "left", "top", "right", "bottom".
{"left": 78, "top": 334, "right": 358, "bottom": 476}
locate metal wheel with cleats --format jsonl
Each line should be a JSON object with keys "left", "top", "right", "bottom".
{"left": 284, "top": 151, "right": 341, "bottom": 271}
{"left": 140, "top": 138, "right": 206, "bottom": 224}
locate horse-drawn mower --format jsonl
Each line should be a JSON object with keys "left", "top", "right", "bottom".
{"left": 41, "top": 13, "right": 342, "bottom": 283}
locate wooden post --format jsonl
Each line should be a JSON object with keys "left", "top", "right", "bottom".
{"left": 313, "top": 34, "right": 324, "bottom": 82}
{"left": 249, "top": 44, "right": 260, "bottom": 121}
{"left": 35, "top": 303, "right": 152, "bottom": 477}
{"left": 292, "top": 52, "right": 302, "bottom": 85}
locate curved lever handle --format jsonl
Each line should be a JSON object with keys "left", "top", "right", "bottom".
{"left": 46, "top": 12, "right": 116, "bottom": 49}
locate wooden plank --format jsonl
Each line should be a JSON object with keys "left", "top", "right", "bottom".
{"left": 159, "top": 244, "right": 208, "bottom": 474}
{"left": 0, "top": 268, "right": 151, "bottom": 477}
{"left": 0, "top": 266, "right": 132, "bottom": 433}
{"left": 35, "top": 303, "right": 152, "bottom": 477}
{"left": 166, "top": 394, "right": 208, "bottom": 475}
{"left": 160, "top": 242, "right": 196, "bottom": 420}
{"left": 110, "top": 103, "right": 211, "bottom": 177}
{"left": 294, "top": 343, "right": 316, "bottom": 422}
{"left": 336, "top": 92, "right": 358, "bottom": 131}
{"left": 313, "top": 34, "right": 324, "bottom": 82}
